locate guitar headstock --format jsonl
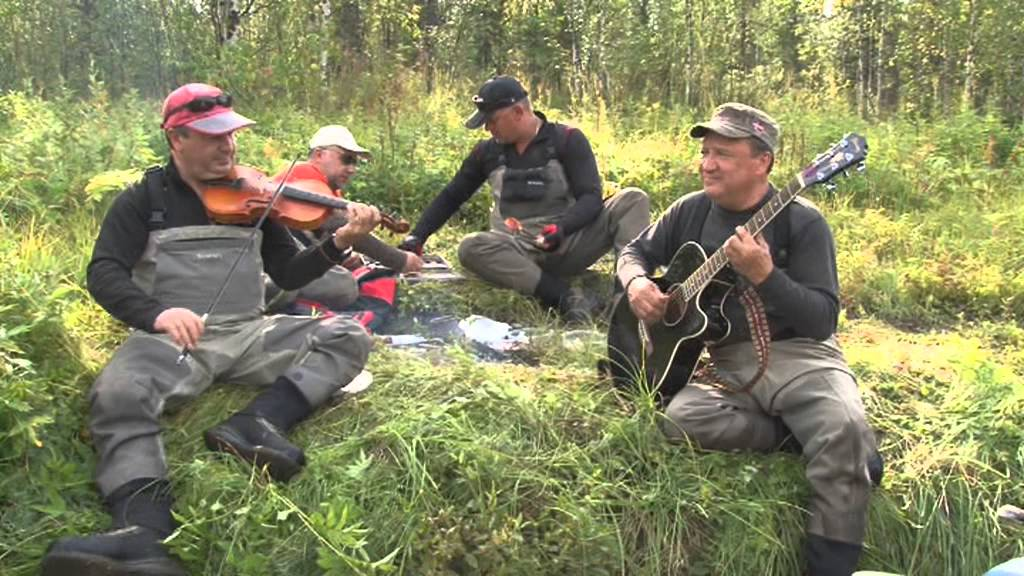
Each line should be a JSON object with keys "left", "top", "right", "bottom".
{"left": 800, "top": 133, "right": 868, "bottom": 189}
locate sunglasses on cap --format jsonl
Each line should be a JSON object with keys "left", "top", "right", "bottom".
{"left": 472, "top": 94, "right": 522, "bottom": 112}
{"left": 164, "top": 92, "right": 233, "bottom": 121}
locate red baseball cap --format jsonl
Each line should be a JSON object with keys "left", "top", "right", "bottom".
{"left": 160, "top": 83, "right": 255, "bottom": 135}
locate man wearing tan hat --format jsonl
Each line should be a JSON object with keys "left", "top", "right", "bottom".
{"left": 399, "top": 75, "right": 650, "bottom": 323}
{"left": 618, "top": 103, "right": 880, "bottom": 575}
{"left": 265, "top": 125, "right": 423, "bottom": 313}
{"left": 41, "top": 84, "right": 380, "bottom": 575}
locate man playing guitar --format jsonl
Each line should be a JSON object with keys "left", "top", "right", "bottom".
{"left": 617, "top": 103, "right": 879, "bottom": 576}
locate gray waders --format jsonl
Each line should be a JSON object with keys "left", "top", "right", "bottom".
{"left": 661, "top": 336, "right": 875, "bottom": 547}
{"left": 457, "top": 156, "right": 650, "bottom": 294}
{"left": 90, "top": 225, "right": 371, "bottom": 496}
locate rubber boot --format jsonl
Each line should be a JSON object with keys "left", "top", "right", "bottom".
{"left": 41, "top": 478, "right": 185, "bottom": 576}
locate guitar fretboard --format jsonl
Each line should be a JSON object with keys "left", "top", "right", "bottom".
{"left": 678, "top": 176, "right": 805, "bottom": 301}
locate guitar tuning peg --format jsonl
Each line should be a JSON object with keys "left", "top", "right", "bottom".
{"left": 856, "top": 162, "right": 867, "bottom": 172}
{"left": 842, "top": 170, "right": 850, "bottom": 178}
{"left": 823, "top": 181, "right": 838, "bottom": 193}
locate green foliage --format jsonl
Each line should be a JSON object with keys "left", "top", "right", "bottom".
{"left": 4, "top": 0, "right": 1024, "bottom": 123}
{"left": 2, "top": 90, "right": 1024, "bottom": 574}
{"left": 0, "top": 305, "right": 49, "bottom": 458}
{"left": 0, "top": 87, "right": 159, "bottom": 220}
{"left": 845, "top": 323, "right": 1024, "bottom": 572}
{"left": 0, "top": 219, "right": 92, "bottom": 461}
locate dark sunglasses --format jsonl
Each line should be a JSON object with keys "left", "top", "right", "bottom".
{"left": 327, "top": 148, "right": 361, "bottom": 166}
{"left": 164, "top": 92, "right": 233, "bottom": 120}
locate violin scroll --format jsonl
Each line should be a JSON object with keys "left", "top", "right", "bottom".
{"left": 380, "top": 214, "right": 410, "bottom": 235}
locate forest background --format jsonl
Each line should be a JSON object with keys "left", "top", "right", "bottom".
{"left": 2, "top": 0, "right": 1024, "bottom": 574}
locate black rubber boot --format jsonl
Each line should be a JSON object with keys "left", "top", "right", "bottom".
{"left": 204, "top": 415, "right": 306, "bottom": 482}
{"left": 558, "top": 286, "right": 601, "bottom": 325}
{"left": 204, "top": 376, "right": 310, "bottom": 482}
{"left": 41, "top": 479, "right": 185, "bottom": 576}
{"left": 533, "top": 271, "right": 570, "bottom": 310}
{"left": 534, "top": 272, "right": 591, "bottom": 324}
{"left": 805, "top": 534, "right": 862, "bottom": 576}
{"left": 868, "top": 448, "right": 884, "bottom": 487}
{"left": 41, "top": 526, "right": 186, "bottom": 576}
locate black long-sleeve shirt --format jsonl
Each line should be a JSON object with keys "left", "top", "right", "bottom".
{"left": 411, "top": 112, "right": 603, "bottom": 240}
{"left": 617, "top": 189, "right": 840, "bottom": 344}
{"left": 86, "top": 161, "right": 347, "bottom": 331}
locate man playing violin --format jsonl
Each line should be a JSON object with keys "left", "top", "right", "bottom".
{"left": 398, "top": 75, "right": 650, "bottom": 323}
{"left": 266, "top": 125, "right": 423, "bottom": 312}
{"left": 41, "top": 83, "right": 380, "bottom": 575}
{"left": 618, "top": 103, "right": 879, "bottom": 576}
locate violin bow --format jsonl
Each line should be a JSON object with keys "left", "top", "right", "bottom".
{"left": 175, "top": 155, "right": 302, "bottom": 365}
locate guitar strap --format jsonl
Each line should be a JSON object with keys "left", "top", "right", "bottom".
{"left": 701, "top": 284, "right": 772, "bottom": 393}
{"left": 691, "top": 191, "right": 790, "bottom": 393}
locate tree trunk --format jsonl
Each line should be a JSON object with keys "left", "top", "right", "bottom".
{"left": 594, "top": 1, "right": 612, "bottom": 108}
{"left": 568, "top": 0, "right": 583, "bottom": 108}
{"left": 417, "top": 0, "right": 441, "bottom": 93}
{"left": 684, "top": 0, "right": 694, "bottom": 106}
{"left": 856, "top": 0, "right": 867, "bottom": 117}
{"left": 875, "top": 1, "right": 884, "bottom": 116}
{"left": 962, "top": 0, "right": 977, "bottom": 110}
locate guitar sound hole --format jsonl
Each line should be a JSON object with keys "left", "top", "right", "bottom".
{"left": 663, "top": 297, "right": 688, "bottom": 327}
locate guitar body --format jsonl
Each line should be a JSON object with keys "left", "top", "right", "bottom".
{"left": 607, "top": 242, "right": 732, "bottom": 402}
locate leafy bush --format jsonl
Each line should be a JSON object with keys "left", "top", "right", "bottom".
{"left": 0, "top": 85, "right": 159, "bottom": 219}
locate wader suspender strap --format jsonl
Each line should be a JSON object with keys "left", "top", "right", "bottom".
{"left": 144, "top": 166, "right": 167, "bottom": 229}
{"left": 689, "top": 192, "right": 791, "bottom": 393}
{"left": 496, "top": 125, "right": 575, "bottom": 167}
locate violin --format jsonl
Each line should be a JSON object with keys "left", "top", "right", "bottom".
{"left": 196, "top": 165, "right": 410, "bottom": 234}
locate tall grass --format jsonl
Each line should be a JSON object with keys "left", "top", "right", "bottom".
{"left": 1, "top": 89, "right": 1023, "bottom": 574}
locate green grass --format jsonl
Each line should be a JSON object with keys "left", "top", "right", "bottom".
{"left": 2, "top": 233, "right": 1022, "bottom": 574}
{"left": 2, "top": 91, "right": 1024, "bottom": 574}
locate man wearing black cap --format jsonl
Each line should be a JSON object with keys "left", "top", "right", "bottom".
{"left": 399, "top": 75, "right": 650, "bottom": 322}
{"left": 618, "top": 103, "right": 879, "bottom": 575}
{"left": 40, "top": 83, "right": 380, "bottom": 575}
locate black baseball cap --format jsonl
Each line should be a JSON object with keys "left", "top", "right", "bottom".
{"left": 464, "top": 75, "right": 529, "bottom": 129}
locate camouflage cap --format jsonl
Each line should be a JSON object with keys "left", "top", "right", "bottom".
{"left": 690, "top": 102, "right": 780, "bottom": 153}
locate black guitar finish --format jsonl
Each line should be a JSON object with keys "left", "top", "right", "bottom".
{"left": 607, "top": 242, "right": 732, "bottom": 402}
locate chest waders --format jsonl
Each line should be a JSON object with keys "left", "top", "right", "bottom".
{"left": 459, "top": 128, "right": 651, "bottom": 299}
{"left": 487, "top": 131, "right": 575, "bottom": 237}
{"left": 133, "top": 225, "right": 267, "bottom": 321}
{"left": 88, "top": 170, "right": 372, "bottom": 497}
